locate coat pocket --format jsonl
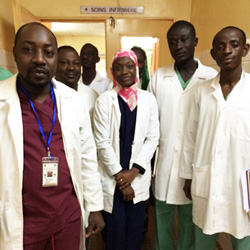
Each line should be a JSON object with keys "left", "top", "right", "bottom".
{"left": 192, "top": 164, "right": 210, "bottom": 199}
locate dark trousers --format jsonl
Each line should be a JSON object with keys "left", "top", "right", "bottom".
{"left": 23, "top": 218, "right": 81, "bottom": 250}
{"left": 102, "top": 187, "right": 146, "bottom": 250}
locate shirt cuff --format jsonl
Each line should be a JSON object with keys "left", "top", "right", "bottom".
{"left": 132, "top": 163, "right": 145, "bottom": 175}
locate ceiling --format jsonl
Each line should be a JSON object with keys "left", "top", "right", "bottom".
{"left": 51, "top": 22, "right": 105, "bottom": 37}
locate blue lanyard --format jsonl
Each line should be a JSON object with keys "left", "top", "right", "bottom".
{"left": 19, "top": 82, "right": 56, "bottom": 158}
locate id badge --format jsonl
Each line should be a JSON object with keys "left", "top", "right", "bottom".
{"left": 42, "top": 157, "right": 59, "bottom": 187}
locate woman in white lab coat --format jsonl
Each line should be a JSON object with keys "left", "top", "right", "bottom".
{"left": 93, "top": 50, "right": 159, "bottom": 250}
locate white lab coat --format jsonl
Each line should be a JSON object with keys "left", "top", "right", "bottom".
{"left": 148, "top": 59, "right": 217, "bottom": 204}
{"left": 180, "top": 71, "right": 250, "bottom": 238}
{"left": 77, "top": 82, "right": 98, "bottom": 120}
{"left": 0, "top": 75, "right": 103, "bottom": 250}
{"left": 79, "top": 72, "right": 112, "bottom": 95}
{"left": 93, "top": 89, "right": 159, "bottom": 213}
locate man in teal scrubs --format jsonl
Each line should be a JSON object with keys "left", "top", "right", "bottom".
{"left": 148, "top": 20, "right": 217, "bottom": 250}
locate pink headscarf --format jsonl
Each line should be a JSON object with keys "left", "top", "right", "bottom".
{"left": 111, "top": 50, "right": 139, "bottom": 111}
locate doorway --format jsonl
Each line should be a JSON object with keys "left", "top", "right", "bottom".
{"left": 13, "top": 4, "right": 173, "bottom": 78}
{"left": 50, "top": 21, "right": 107, "bottom": 77}
{"left": 121, "top": 36, "right": 158, "bottom": 77}
{"left": 106, "top": 18, "right": 173, "bottom": 78}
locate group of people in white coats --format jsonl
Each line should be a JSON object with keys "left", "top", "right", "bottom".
{"left": 1, "top": 19, "right": 250, "bottom": 250}
{"left": 149, "top": 21, "right": 250, "bottom": 250}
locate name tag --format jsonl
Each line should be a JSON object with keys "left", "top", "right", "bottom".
{"left": 42, "top": 157, "right": 59, "bottom": 187}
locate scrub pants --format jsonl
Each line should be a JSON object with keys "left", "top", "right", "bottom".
{"left": 23, "top": 218, "right": 81, "bottom": 250}
{"left": 102, "top": 187, "right": 146, "bottom": 250}
{"left": 195, "top": 225, "right": 250, "bottom": 250}
{"left": 155, "top": 200, "right": 195, "bottom": 250}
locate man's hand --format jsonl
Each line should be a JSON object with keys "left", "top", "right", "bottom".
{"left": 115, "top": 168, "right": 139, "bottom": 190}
{"left": 120, "top": 185, "right": 135, "bottom": 201}
{"left": 86, "top": 211, "right": 105, "bottom": 238}
{"left": 183, "top": 179, "right": 192, "bottom": 200}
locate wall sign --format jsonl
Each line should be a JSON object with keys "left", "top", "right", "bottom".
{"left": 81, "top": 6, "right": 144, "bottom": 14}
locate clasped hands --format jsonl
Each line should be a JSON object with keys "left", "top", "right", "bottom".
{"left": 115, "top": 168, "right": 139, "bottom": 201}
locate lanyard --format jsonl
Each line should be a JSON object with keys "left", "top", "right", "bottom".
{"left": 19, "top": 82, "right": 56, "bottom": 158}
